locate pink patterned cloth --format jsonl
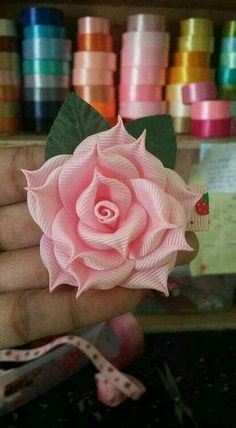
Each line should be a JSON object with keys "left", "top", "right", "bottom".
{"left": 22, "top": 117, "right": 201, "bottom": 297}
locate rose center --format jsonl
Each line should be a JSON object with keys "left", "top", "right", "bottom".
{"left": 94, "top": 200, "right": 119, "bottom": 224}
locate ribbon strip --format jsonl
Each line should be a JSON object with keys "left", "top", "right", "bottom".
{"left": 23, "top": 59, "right": 71, "bottom": 75}
{"left": 121, "top": 47, "right": 168, "bottom": 67}
{"left": 119, "top": 84, "right": 163, "bottom": 102}
{"left": 0, "top": 19, "right": 18, "bottom": 37}
{"left": 121, "top": 67, "right": 166, "bottom": 85}
{"left": 191, "top": 118, "right": 232, "bottom": 138}
{"left": 24, "top": 87, "right": 68, "bottom": 102}
{"left": 122, "top": 31, "right": 169, "bottom": 50}
{"left": 74, "top": 52, "right": 116, "bottom": 70}
{"left": 172, "top": 51, "right": 211, "bottom": 67}
{"left": 180, "top": 18, "right": 213, "bottom": 36}
{"left": 22, "top": 39, "right": 72, "bottom": 60}
{"left": 0, "top": 335, "right": 145, "bottom": 407}
{"left": 72, "top": 69, "right": 114, "bottom": 86}
{"left": 182, "top": 81, "right": 216, "bottom": 104}
{"left": 168, "top": 101, "right": 190, "bottom": 117}
{"left": 191, "top": 100, "right": 231, "bottom": 120}
{"left": 127, "top": 14, "right": 165, "bottom": 32}
{"left": 166, "top": 84, "right": 184, "bottom": 101}
{"left": 21, "top": 7, "right": 63, "bottom": 26}
{"left": 177, "top": 36, "right": 214, "bottom": 52}
{"left": 23, "top": 24, "right": 66, "bottom": 39}
{"left": 74, "top": 85, "right": 115, "bottom": 102}
{"left": 167, "top": 67, "right": 214, "bottom": 84}
{"left": 78, "top": 17, "right": 110, "bottom": 34}
{"left": 24, "top": 74, "right": 70, "bottom": 88}
{"left": 77, "top": 34, "right": 113, "bottom": 52}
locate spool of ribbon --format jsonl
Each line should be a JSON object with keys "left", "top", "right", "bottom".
{"left": 90, "top": 101, "right": 116, "bottom": 118}
{"left": 22, "top": 38, "right": 72, "bottom": 60}
{"left": 191, "top": 118, "right": 232, "bottom": 137}
{"left": 0, "top": 85, "right": 21, "bottom": 101}
{"left": 23, "top": 59, "right": 71, "bottom": 75}
{"left": 0, "top": 117, "right": 21, "bottom": 133}
{"left": 177, "top": 36, "right": 214, "bottom": 52}
{"left": 24, "top": 74, "right": 70, "bottom": 88}
{"left": 77, "top": 34, "right": 113, "bottom": 52}
{"left": 127, "top": 14, "right": 165, "bottom": 32}
{"left": 172, "top": 117, "right": 191, "bottom": 134}
{"left": 121, "top": 47, "right": 168, "bottom": 67}
{"left": 119, "top": 85, "right": 163, "bottom": 101}
{"left": 167, "top": 67, "right": 214, "bottom": 84}
{"left": 0, "top": 52, "right": 20, "bottom": 70}
{"left": 219, "top": 52, "right": 236, "bottom": 68}
{"left": 191, "top": 100, "right": 231, "bottom": 120}
{"left": 74, "top": 52, "right": 116, "bottom": 70}
{"left": 119, "top": 100, "right": 166, "bottom": 118}
{"left": 21, "top": 7, "right": 63, "bottom": 26}
{"left": 222, "top": 20, "right": 236, "bottom": 37}
{"left": 182, "top": 81, "right": 217, "bottom": 104}
{"left": 0, "top": 36, "right": 18, "bottom": 52}
{"left": 180, "top": 18, "right": 213, "bottom": 36}
{"left": 0, "top": 101, "right": 21, "bottom": 117}
{"left": 218, "top": 85, "right": 236, "bottom": 100}
{"left": 216, "top": 68, "right": 236, "bottom": 85}
{"left": 121, "top": 67, "right": 166, "bottom": 85}
{"left": 23, "top": 24, "right": 66, "bottom": 39}
{"left": 122, "top": 31, "right": 169, "bottom": 50}
{"left": 166, "top": 84, "right": 184, "bottom": 101}
{"left": 221, "top": 37, "right": 236, "bottom": 53}
{"left": 23, "top": 101, "right": 62, "bottom": 118}
{"left": 168, "top": 101, "right": 190, "bottom": 117}
{"left": 172, "top": 51, "right": 211, "bottom": 67}
{"left": 0, "top": 70, "right": 20, "bottom": 85}
{"left": 73, "top": 86, "right": 115, "bottom": 102}
{"left": 24, "top": 87, "right": 68, "bottom": 102}
{"left": 23, "top": 117, "right": 54, "bottom": 133}
{"left": 72, "top": 69, "right": 113, "bottom": 86}
{"left": 78, "top": 17, "right": 110, "bottom": 34}
{"left": 0, "top": 19, "right": 18, "bottom": 37}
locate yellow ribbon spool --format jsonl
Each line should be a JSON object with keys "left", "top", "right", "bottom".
{"left": 177, "top": 36, "right": 214, "bottom": 52}
{"left": 172, "top": 51, "right": 211, "bottom": 67}
{"left": 167, "top": 67, "right": 214, "bottom": 84}
{"left": 180, "top": 18, "right": 213, "bottom": 36}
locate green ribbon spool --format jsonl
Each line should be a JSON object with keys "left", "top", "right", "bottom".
{"left": 23, "top": 59, "right": 71, "bottom": 75}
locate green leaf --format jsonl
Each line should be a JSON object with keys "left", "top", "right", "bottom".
{"left": 45, "top": 92, "right": 111, "bottom": 160}
{"left": 125, "top": 115, "right": 177, "bottom": 169}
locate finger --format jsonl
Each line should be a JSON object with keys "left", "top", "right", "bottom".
{"left": 0, "top": 202, "right": 42, "bottom": 251}
{"left": 0, "top": 286, "right": 142, "bottom": 348}
{"left": 0, "top": 246, "right": 48, "bottom": 292}
{"left": 176, "top": 232, "right": 199, "bottom": 266}
{"left": 0, "top": 145, "right": 45, "bottom": 206}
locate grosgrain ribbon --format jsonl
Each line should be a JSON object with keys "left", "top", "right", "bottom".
{"left": 0, "top": 101, "right": 21, "bottom": 117}
{"left": 119, "top": 100, "right": 166, "bottom": 119}
{"left": 177, "top": 36, "right": 214, "bottom": 52}
{"left": 73, "top": 52, "right": 116, "bottom": 70}
{"left": 24, "top": 87, "right": 68, "bottom": 102}
{"left": 0, "top": 19, "right": 18, "bottom": 37}
{"left": 78, "top": 17, "right": 110, "bottom": 34}
{"left": 180, "top": 18, "right": 213, "bottom": 36}
{"left": 191, "top": 118, "right": 232, "bottom": 138}
{"left": 120, "top": 67, "right": 166, "bottom": 85}
{"left": 21, "top": 7, "right": 63, "bottom": 26}
{"left": 22, "top": 38, "right": 72, "bottom": 60}
{"left": 121, "top": 47, "right": 168, "bottom": 67}
{"left": 167, "top": 67, "right": 214, "bottom": 84}
{"left": 24, "top": 74, "right": 70, "bottom": 88}
{"left": 223, "top": 20, "right": 236, "bottom": 37}
{"left": 221, "top": 37, "right": 236, "bottom": 53}
{"left": 77, "top": 34, "right": 113, "bottom": 52}
{"left": 0, "top": 85, "right": 21, "bottom": 101}
{"left": 168, "top": 101, "right": 190, "bottom": 117}
{"left": 23, "top": 24, "right": 66, "bottom": 39}
{"left": 23, "top": 59, "right": 71, "bottom": 75}
{"left": 0, "top": 52, "right": 20, "bottom": 70}
{"left": 0, "top": 70, "right": 20, "bottom": 85}
{"left": 23, "top": 101, "right": 62, "bottom": 118}
{"left": 119, "top": 85, "right": 163, "bottom": 102}
{"left": 191, "top": 100, "right": 231, "bottom": 119}
{"left": 217, "top": 68, "right": 236, "bottom": 85}
{"left": 172, "top": 51, "right": 211, "bottom": 67}
{"left": 182, "top": 81, "right": 216, "bottom": 104}
{"left": 127, "top": 14, "right": 165, "bottom": 32}
{"left": 72, "top": 69, "right": 114, "bottom": 86}
{"left": 74, "top": 86, "right": 115, "bottom": 102}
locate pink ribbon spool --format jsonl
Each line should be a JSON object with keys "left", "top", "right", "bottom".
{"left": 77, "top": 17, "right": 110, "bottom": 34}
{"left": 182, "top": 81, "right": 217, "bottom": 105}
{"left": 72, "top": 69, "right": 114, "bottom": 86}
{"left": 191, "top": 118, "right": 232, "bottom": 138}
{"left": 121, "top": 47, "right": 168, "bottom": 67}
{"left": 191, "top": 100, "right": 231, "bottom": 120}
{"left": 122, "top": 31, "right": 170, "bottom": 50}
{"left": 120, "top": 67, "right": 166, "bottom": 85}
{"left": 119, "top": 84, "right": 163, "bottom": 102}
{"left": 119, "top": 100, "right": 166, "bottom": 119}
{"left": 127, "top": 14, "right": 165, "bottom": 32}
{"left": 74, "top": 52, "right": 116, "bottom": 71}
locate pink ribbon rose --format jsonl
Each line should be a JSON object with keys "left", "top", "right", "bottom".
{"left": 23, "top": 118, "right": 201, "bottom": 297}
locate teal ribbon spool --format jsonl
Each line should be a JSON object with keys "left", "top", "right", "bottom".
{"left": 221, "top": 37, "right": 236, "bottom": 53}
{"left": 23, "top": 59, "right": 71, "bottom": 75}
{"left": 218, "top": 85, "right": 236, "bottom": 100}
{"left": 217, "top": 68, "right": 236, "bottom": 85}
{"left": 24, "top": 24, "right": 66, "bottom": 39}
{"left": 219, "top": 52, "right": 236, "bottom": 68}
{"left": 22, "top": 38, "right": 72, "bottom": 60}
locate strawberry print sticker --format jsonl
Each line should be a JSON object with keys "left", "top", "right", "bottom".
{"left": 196, "top": 193, "right": 209, "bottom": 216}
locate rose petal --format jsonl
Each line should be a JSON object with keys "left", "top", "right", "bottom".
{"left": 123, "top": 263, "right": 171, "bottom": 296}
{"left": 165, "top": 169, "right": 202, "bottom": 212}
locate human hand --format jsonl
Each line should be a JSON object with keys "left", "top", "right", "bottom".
{"left": 0, "top": 146, "right": 199, "bottom": 349}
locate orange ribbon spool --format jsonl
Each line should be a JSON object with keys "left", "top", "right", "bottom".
{"left": 77, "top": 34, "right": 113, "bottom": 52}
{"left": 74, "top": 86, "right": 115, "bottom": 103}
{"left": 172, "top": 51, "right": 211, "bottom": 67}
{"left": 90, "top": 101, "right": 116, "bottom": 118}
{"left": 167, "top": 67, "right": 214, "bottom": 84}
{"left": 0, "top": 85, "right": 21, "bottom": 101}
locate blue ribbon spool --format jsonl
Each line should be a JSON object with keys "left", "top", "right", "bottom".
{"left": 221, "top": 37, "right": 236, "bottom": 53}
{"left": 22, "top": 38, "right": 72, "bottom": 60}
{"left": 216, "top": 68, "right": 236, "bottom": 85}
{"left": 23, "top": 24, "right": 66, "bottom": 39}
{"left": 23, "top": 101, "right": 62, "bottom": 118}
{"left": 21, "top": 7, "right": 63, "bottom": 27}
{"left": 24, "top": 87, "right": 69, "bottom": 102}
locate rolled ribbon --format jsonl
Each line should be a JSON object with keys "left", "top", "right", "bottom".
{"left": 22, "top": 39, "right": 72, "bottom": 60}
{"left": 127, "top": 14, "right": 165, "bottom": 32}
{"left": 121, "top": 67, "right": 166, "bottom": 85}
{"left": 121, "top": 47, "right": 168, "bottom": 67}
{"left": 78, "top": 17, "right": 110, "bottom": 34}
{"left": 24, "top": 87, "right": 68, "bottom": 102}
{"left": 119, "top": 100, "right": 166, "bottom": 119}
{"left": 0, "top": 117, "right": 21, "bottom": 133}
{"left": 191, "top": 100, "right": 231, "bottom": 120}
{"left": 24, "top": 74, "right": 70, "bottom": 88}
{"left": 219, "top": 52, "right": 236, "bottom": 68}
{"left": 182, "top": 81, "right": 217, "bottom": 104}
{"left": 168, "top": 101, "right": 190, "bottom": 117}
{"left": 21, "top": 7, "right": 63, "bottom": 26}
{"left": 217, "top": 68, "right": 236, "bottom": 85}
{"left": 122, "top": 31, "right": 169, "bottom": 50}
{"left": 177, "top": 36, "right": 214, "bottom": 52}
{"left": 223, "top": 20, "right": 236, "bottom": 37}
{"left": 23, "top": 59, "right": 71, "bottom": 75}
{"left": 119, "top": 85, "right": 163, "bottom": 102}
{"left": 0, "top": 36, "right": 19, "bottom": 52}
{"left": 218, "top": 85, "right": 236, "bottom": 100}
{"left": 73, "top": 86, "right": 115, "bottom": 102}
{"left": 0, "top": 101, "right": 21, "bottom": 117}
{"left": 191, "top": 118, "right": 232, "bottom": 138}
{"left": 180, "top": 18, "right": 213, "bottom": 36}
{"left": 23, "top": 101, "right": 62, "bottom": 118}
{"left": 0, "top": 70, "right": 20, "bottom": 85}
{"left": 0, "top": 52, "right": 20, "bottom": 70}
{"left": 77, "top": 34, "right": 113, "bottom": 52}
{"left": 74, "top": 52, "right": 116, "bottom": 70}
{"left": 172, "top": 51, "right": 211, "bottom": 67}
{"left": 90, "top": 101, "right": 116, "bottom": 118}
{"left": 72, "top": 69, "right": 113, "bottom": 86}
{"left": 0, "top": 19, "right": 18, "bottom": 37}
{"left": 23, "top": 117, "right": 54, "bottom": 133}
{"left": 172, "top": 117, "right": 191, "bottom": 134}
{"left": 0, "top": 85, "right": 21, "bottom": 101}
{"left": 23, "top": 24, "right": 66, "bottom": 39}
{"left": 167, "top": 67, "right": 214, "bottom": 84}
{"left": 221, "top": 37, "right": 236, "bottom": 53}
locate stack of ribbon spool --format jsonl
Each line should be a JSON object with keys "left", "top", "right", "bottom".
{"left": 73, "top": 17, "right": 116, "bottom": 124}
{"left": 0, "top": 19, "right": 21, "bottom": 134}
{"left": 119, "top": 14, "right": 169, "bottom": 120}
{"left": 21, "top": 7, "right": 72, "bottom": 133}
{"left": 167, "top": 18, "right": 215, "bottom": 134}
